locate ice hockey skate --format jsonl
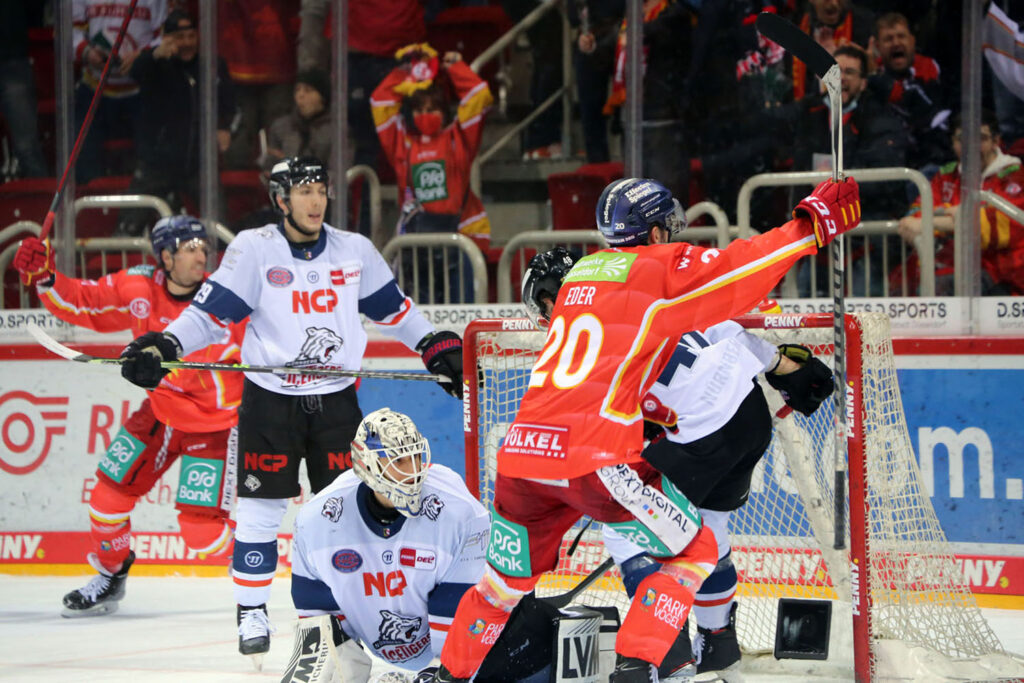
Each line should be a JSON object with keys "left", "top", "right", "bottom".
{"left": 237, "top": 603, "right": 273, "bottom": 670}
{"left": 61, "top": 551, "right": 135, "bottom": 617}
{"left": 659, "top": 626, "right": 697, "bottom": 680}
{"left": 693, "top": 603, "right": 741, "bottom": 680}
{"left": 609, "top": 654, "right": 657, "bottom": 682}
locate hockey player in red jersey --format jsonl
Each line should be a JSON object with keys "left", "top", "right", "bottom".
{"left": 13, "top": 216, "right": 245, "bottom": 617}
{"left": 433, "top": 176, "right": 860, "bottom": 682}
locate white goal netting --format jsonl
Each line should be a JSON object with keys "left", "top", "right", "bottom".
{"left": 464, "top": 313, "right": 1021, "bottom": 681}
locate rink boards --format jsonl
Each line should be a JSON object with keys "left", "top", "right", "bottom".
{"left": 0, "top": 304, "right": 1022, "bottom": 608}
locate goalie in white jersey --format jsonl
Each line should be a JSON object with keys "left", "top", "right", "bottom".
{"left": 281, "top": 408, "right": 490, "bottom": 682}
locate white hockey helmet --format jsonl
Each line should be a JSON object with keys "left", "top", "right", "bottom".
{"left": 351, "top": 408, "right": 431, "bottom": 517}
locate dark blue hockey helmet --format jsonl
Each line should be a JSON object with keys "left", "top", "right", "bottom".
{"left": 596, "top": 178, "right": 687, "bottom": 247}
{"left": 150, "top": 215, "right": 207, "bottom": 257}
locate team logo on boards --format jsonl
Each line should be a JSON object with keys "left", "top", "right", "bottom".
{"left": 0, "top": 391, "right": 68, "bottom": 475}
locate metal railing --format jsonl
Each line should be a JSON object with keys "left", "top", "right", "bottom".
{"left": 736, "top": 168, "right": 936, "bottom": 296}
{"left": 469, "top": 0, "right": 572, "bottom": 196}
{"left": 347, "top": 164, "right": 382, "bottom": 242}
{"left": 496, "top": 230, "right": 606, "bottom": 302}
{"left": 381, "top": 233, "right": 488, "bottom": 304}
{"left": 73, "top": 194, "right": 173, "bottom": 221}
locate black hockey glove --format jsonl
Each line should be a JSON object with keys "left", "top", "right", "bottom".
{"left": 418, "top": 331, "right": 463, "bottom": 400}
{"left": 765, "top": 343, "right": 834, "bottom": 416}
{"left": 120, "top": 331, "right": 181, "bottom": 390}
{"left": 643, "top": 420, "right": 666, "bottom": 443}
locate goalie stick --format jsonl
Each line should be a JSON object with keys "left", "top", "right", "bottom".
{"left": 26, "top": 323, "right": 445, "bottom": 384}
{"left": 755, "top": 12, "right": 849, "bottom": 550}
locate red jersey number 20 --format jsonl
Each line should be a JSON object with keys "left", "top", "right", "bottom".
{"left": 529, "top": 314, "right": 604, "bottom": 390}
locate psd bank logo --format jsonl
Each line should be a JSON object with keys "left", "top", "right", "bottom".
{"left": 0, "top": 391, "right": 68, "bottom": 475}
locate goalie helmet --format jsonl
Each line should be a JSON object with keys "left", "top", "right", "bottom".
{"left": 351, "top": 408, "right": 431, "bottom": 517}
{"left": 268, "top": 155, "right": 332, "bottom": 212}
{"left": 150, "top": 215, "right": 207, "bottom": 257}
{"left": 522, "top": 247, "right": 577, "bottom": 330}
{"left": 596, "top": 178, "right": 687, "bottom": 247}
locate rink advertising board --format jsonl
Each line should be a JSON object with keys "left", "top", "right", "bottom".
{"left": 0, "top": 307, "right": 1022, "bottom": 607}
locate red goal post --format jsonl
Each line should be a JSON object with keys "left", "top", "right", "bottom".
{"left": 462, "top": 312, "right": 1019, "bottom": 681}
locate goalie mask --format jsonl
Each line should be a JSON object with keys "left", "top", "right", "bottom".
{"left": 522, "top": 247, "right": 577, "bottom": 330}
{"left": 351, "top": 408, "right": 431, "bottom": 517}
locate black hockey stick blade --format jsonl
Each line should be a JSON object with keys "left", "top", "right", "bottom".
{"left": 756, "top": 12, "right": 836, "bottom": 78}
{"left": 541, "top": 556, "right": 616, "bottom": 610}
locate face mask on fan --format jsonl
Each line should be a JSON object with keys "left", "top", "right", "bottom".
{"left": 414, "top": 111, "right": 443, "bottom": 137}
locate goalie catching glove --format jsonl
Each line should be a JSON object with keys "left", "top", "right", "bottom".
{"left": 418, "top": 331, "right": 463, "bottom": 400}
{"left": 793, "top": 177, "right": 861, "bottom": 247}
{"left": 765, "top": 344, "right": 834, "bottom": 416}
{"left": 120, "top": 331, "right": 181, "bottom": 390}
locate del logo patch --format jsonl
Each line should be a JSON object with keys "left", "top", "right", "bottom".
{"left": 563, "top": 252, "right": 637, "bottom": 284}
{"left": 399, "top": 547, "right": 437, "bottom": 570}
{"left": 332, "top": 549, "right": 363, "bottom": 573}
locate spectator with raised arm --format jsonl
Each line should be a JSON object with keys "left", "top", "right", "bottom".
{"left": 371, "top": 44, "right": 493, "bottom": 302}
{"left": 116, "top": 10, "right": 236, "bottom": 236}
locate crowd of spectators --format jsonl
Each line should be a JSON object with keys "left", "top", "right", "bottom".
{"left": 4, "top": 0, "right": 1024, "bottom": 298}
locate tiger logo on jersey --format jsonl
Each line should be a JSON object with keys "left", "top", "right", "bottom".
{"left": 283, "top": 327, "right": 344, "bottom": 387}
{"left": 372, "top": 610, "right": 422, "bottom": 649}
{"left": 321, "top": 496, "right": 343, "bottom": 522}
{"left": 420, "top": 494, "right": 444, "bottom": 521}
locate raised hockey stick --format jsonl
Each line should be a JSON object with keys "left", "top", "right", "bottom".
{"left": 40, "top": 0, "right": 139, "bottom": 241}
{"left": 26, "top": 323, "right": 445, "bottom": 383}
{"left": 755, "top": 12, "right": 848, "bottom": 550}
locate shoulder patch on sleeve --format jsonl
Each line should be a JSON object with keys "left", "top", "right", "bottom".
{"left": 939, "top": 160, "right": 958, "bottom": 175}
{"left": 998, "top": 164, "right": 1021, "bottom": 179}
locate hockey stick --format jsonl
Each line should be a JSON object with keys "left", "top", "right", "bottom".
{"left": 755, "top": 12, "right": 848, "bottom": 551}
{"left": 542, "top": 556, "right": 616, "bottom": 610}
{"left": 26, "top": 323, "right": 445, "bottom": 383}
{"left": 40, "top": 0, "right": 139, "bottom": 241}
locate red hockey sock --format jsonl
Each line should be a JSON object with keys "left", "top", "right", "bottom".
{"left": 89, "top": 483, "right": 137, "bottom": 573}
{"left": 616, "top": 570, "right": 699, "bottom": 666}
{"left": 440, "top": 584, "right": 515, "bottom": 679}
{"left": 178, "top": 512, "right": 234, "bottom": 558}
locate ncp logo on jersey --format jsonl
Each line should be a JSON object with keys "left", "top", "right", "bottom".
{"left": 0, "top": 391, "right": 68, "bottom": 475}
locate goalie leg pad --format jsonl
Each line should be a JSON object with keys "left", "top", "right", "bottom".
{"left": 280, "top": 615, "right": 339, "bottom": 683}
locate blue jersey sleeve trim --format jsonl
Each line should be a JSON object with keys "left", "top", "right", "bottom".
{"left": 428, "top": 582, "right": 473, "bottom": 619}
{"left": 358, "top": 279, "right": 407, "bottom": 321}
{"left": 292, "top": 573, "right": 340, "bottom": 612}
{"left": 193, "top": 278, "right": 253, "bottom": 322}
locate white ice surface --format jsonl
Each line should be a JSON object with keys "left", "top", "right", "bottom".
{"left": 0, "top": 575, "right": 1022, "bottom": 682}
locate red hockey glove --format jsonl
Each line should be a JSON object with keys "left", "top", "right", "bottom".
{"left": 13, "top": 237, "right": 55, "bottom": 287}
{"left": 793, "top": 177, "right": 861, "bottom": 247}
{"left": 641, "top": 392, "right": 678, "bottom": 443}
{"left": 418, "top": 331, "right": 463, "bottom": 400}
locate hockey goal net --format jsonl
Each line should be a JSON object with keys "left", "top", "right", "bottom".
{"left": 463, "top": 312, "right": 1019, "bottom": 681}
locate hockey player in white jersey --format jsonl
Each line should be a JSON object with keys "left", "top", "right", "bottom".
{"left": 523, "top": 250, "right": 833, "bottom": 679}
{"left": 281, "top": 408, "right": 490, "bottom": 683}
{"left": 119, "top": 156, "right": 464, "bottom": 668}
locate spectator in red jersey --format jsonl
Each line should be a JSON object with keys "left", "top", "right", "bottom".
{"left": 72, "top": 0, "right": 169, "bottom": 183}
{"left": 791, "top": 0, "right": 874, "bottom": 102}
{"left": 867, "top": 12, "right": 950, "bottom": 170}
{"left": 219, "top": 0, "right": 300, "bottom": 170}
{"left": 895, "top": 111, "right": 1024, "bottom": 296}
{"left": 371, "top": 44, "right": 493, "bottom": 303}
{"left": 298, "top": 0, "right": 427, "bottom": 236}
